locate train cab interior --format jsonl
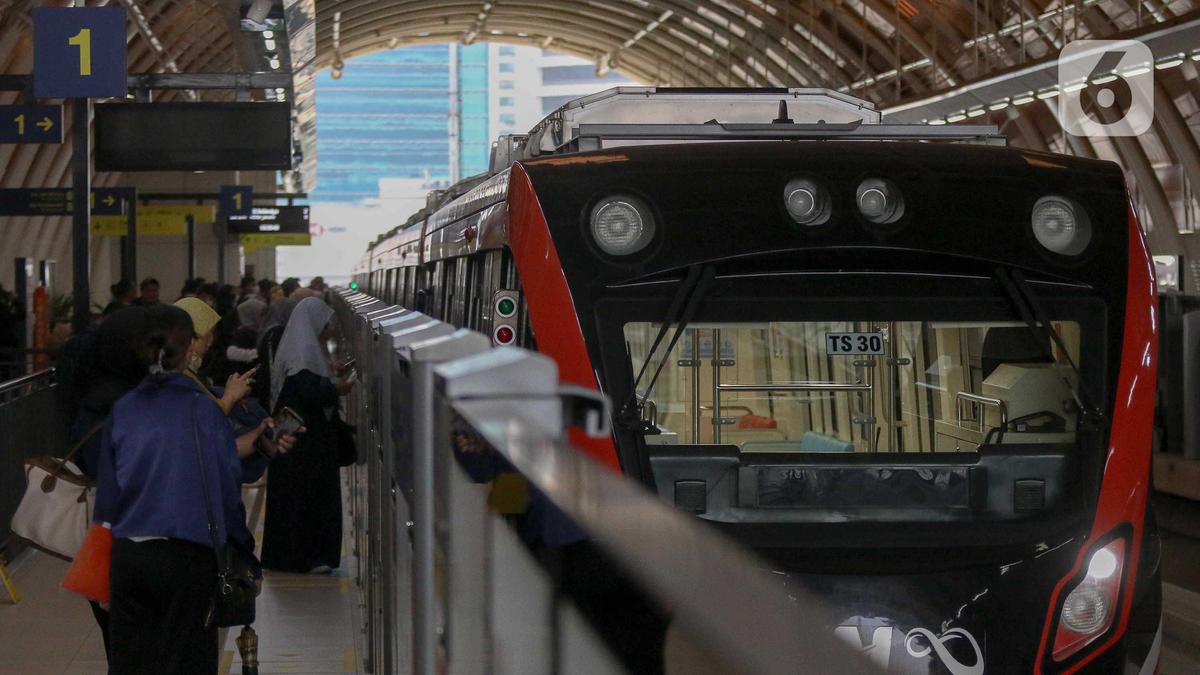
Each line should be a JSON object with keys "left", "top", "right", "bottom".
{"left": 626, "top": 319, "right": 1093, "bottom": 531}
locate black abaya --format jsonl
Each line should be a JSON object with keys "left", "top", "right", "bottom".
{"left": 261, "top": 369, "right": 343, "bottom": 572}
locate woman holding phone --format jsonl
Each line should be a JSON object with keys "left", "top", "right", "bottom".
{"left": 261, "top": 297, "right": 353, "bottom": 573}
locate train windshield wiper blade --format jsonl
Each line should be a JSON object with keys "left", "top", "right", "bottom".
{"left": 994, "top": 267, "right": 1100, "bottom": 419}
{"left": 619, "top": 265, "right": 715, "bottom": 429}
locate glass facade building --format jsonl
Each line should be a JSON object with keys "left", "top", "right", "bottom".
{"left": 310, "top": 44, "right": 489, "bottom": 203}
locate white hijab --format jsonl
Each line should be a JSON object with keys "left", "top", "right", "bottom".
{"left": 270, "top": 296, "right": 334, "bottom": 411}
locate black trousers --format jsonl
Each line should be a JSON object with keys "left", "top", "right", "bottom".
{"left": 108, "top": 538, "right": 218, "bottom": 675}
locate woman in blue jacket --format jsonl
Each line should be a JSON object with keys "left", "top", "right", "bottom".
{"left": 94, "top": 305, "right": 261, "bottom": 675}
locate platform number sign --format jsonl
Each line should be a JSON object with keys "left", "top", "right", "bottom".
{"left": 220, "top": 185, "right": 253, "bottom": 219}
{"left": 825, "top": 332, "right": 885, "bottom": 355}
{"left": 33, "top": 7, "right": 128, "bottom": 99}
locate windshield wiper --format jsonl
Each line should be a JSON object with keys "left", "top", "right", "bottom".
{"left": 619, "top": 265, "right": 716, "bottom": 431}
{"left": 994, "top": 266, "right": 1101, "bottom": 421}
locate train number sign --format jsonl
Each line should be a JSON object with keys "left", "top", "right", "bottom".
{"left": 826, "top": 332, "right": 885, "bottom": 355}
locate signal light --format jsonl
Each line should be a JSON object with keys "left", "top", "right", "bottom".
{"left": 349, "top": 281, "right": 358, "bottom": 290}
{"left": 494, "top": 325, "right": 515, "bottom": 345}
{"left": 1052, "top": 537, "right": 1126, "bottom": 661}
{"left": 496, "top": 297, "right": 516, "bottom": 318}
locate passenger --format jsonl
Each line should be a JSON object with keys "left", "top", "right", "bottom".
{"left": 280, "top": 277, "right": 300, "bottom": 298}
{"left": 216, "top": 284, "right": 238, "bottom": 317}
{"left": 261, "top": 297, "right": 353, "bottom": 574}
{"left": 227, "top": 298, "right": 266, "bottom": 370}
{"left": 94, "top": 304, "right": 261, "bottom": 675}
{"left": 179, "top": 278, "right": 201, "bottom": 300}
{"left": 62, "top": 305, "right": 162, "bottom": 659}
{"left": 133, "top": 277, "right": 160, "bottom": 306}
{"left": 237, "top": 275, "right": 258, "bottom": 305}
{"left": 257, "top": 278, "right": 276, "bottom": 302}
{"left": 198, "top": 282, "right": 220, "bottom": 309}
{"left": 307, "top": 276, "right": 327, "bottom": 293}
{"left": 102, "top": 279, "right": 136, "bottom": 317}
{"left": 268, "top": 284, "right": 285, "bottom": 305}
{"left": 252, "top": 296, "right": 299, "bottom": 409}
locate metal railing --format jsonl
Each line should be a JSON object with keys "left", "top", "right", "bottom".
{"left": 0, "top": 368, "right": 66, "bottom": 556}
{"left": 332, "top": 289, "right": 873, "bottom": 675}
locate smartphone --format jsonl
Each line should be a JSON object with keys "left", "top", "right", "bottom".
{"left": 269, "top": 406, "right": 305, "bottom": 441}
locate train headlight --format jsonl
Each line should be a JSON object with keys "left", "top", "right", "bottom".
{"left": 590, "top": 195, "right": 655, "bottom": 256}
{"left": 1032, "top": 196, "right": 1091, "bottom": 256}
{"left": 1052, "top": 537, "right": 1125, "bottom": 661}
{"left": 784, "top": 178, "right": 831, "bottom": 226}
{"left": 856, "top": 178, "right": 904, "bottom": 224}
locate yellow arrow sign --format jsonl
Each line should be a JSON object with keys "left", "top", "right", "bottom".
{"left": 101, "top": 195, "right": 115, "bottom": 207}
{"left": 36, "top": 117, "right": 53, "bottom": 132}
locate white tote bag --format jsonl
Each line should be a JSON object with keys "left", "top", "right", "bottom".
{"left": 10, "top": 426, "right": 101, "bottom": 561}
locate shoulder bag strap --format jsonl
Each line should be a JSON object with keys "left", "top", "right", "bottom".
{"left": 45, "top": 421, "right": 107, "bottom": 481}
{"left": 190, "top": 395, "right": 231, "bottom": 582}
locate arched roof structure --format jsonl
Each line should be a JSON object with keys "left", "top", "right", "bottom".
{"left": 2, "top": 0, "right": 1200, "bottom": 292}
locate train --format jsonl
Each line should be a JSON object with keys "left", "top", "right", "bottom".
{"left": 353, "top": 87, "right": 1161, "bottom": 673}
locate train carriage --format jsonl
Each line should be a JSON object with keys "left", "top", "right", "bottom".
{"left": 354, "top": 87, "right": 1160, "bottom": 673}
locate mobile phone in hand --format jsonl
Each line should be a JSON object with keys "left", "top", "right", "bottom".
{"left": 268, "top": 406, "right": 305, "bottom": 441}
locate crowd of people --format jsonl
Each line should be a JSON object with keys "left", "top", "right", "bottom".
{"left": 61, "top": 272, "right": 349, "bottom": 674}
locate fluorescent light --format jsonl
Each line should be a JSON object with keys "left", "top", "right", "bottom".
{"left": 1036, "top": 88, "right": 1059, "bottom": 99}
{"left": 966, "top": 108, "right": 986, "bottom": 118}
{"left": 1123, "top": 65, "right": 1151, "bottom": 76}
{"left": 1013, "top": 93, "right": 1036, "bottom": 105}
{"left": 947, "top": 113, "right": 967, "bottom": 123}
{"left": 1091, "top": 74, "right": 1118, "bottom": 84}
{"left": 1156, "top": 56, "right": 1185, "bottom": 69}
{"left": 928, "top": 119, "right": 947, "bottom": 126}
{"left": 264, "top": 39, "right": 276, "bottom": 51}
{"left": 269, "top": 58, "right": 281, "bottom": 70}
{"left": 988, "top": 100, "right": 1010, "bottom": 111}
{"left": 1063, "top": 81, "right": 1088, "bottom": 93}
{"left": 1192, "top": 51, "right": 1200, "bottom": 61}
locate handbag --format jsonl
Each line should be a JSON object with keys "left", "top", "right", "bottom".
{"left": 61, "top": 523, "right": 113, "bottom": 603}
{"left": 10, "top": 423, "right": 104, "bottom": 561}
{"left": 190, "top": 397, "right": 257, "bottom": 628}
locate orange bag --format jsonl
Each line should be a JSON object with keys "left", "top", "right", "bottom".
{"left": 62, "top": 524, "right": 112, "bottom": 603}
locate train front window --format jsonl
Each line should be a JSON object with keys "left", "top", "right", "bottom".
{"left": 623, "top": 320, "right": 1083, "bottom": 453}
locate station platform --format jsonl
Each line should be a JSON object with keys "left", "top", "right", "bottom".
{"left": 0, "top": 482, "right": 361, "bottom": 675}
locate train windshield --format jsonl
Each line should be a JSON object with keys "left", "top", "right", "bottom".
{"left": 623, "top": 320, "right": 1084, "bottom": 453}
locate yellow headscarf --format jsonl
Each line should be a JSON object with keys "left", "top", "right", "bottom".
{"left": 174, "top": 297, "right": 221, "bottom": 338}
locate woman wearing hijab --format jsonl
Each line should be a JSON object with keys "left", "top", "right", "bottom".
{"left": 93, "top": 305, "right": 262, "bottom": 675}
{"left": 226, "top": 298, "right": 266, "bottom": 368}
{"left": 261, "top": 297, "right": 352, "bottom": 573}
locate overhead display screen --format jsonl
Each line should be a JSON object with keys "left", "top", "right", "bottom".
{"left": 95, "top": 102, "right": 292, "bottom": 171}
{"left": 226, "top": 205, "right": 310, "bottom": 235}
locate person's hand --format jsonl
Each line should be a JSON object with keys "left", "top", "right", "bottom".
{"left": 223, "top": 367, "right": 257, "bottom": 406}
{"left": 336, "top": 378, "right": 355, "bottom": 395}
{"left": 275, "top": 427, "right": 303, "bottom": 453}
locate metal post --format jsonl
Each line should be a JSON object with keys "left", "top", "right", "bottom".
{"left": 217, "top": 225, "right": 226, "bottom": 284}
{"left": 124, "top": 189, "right": 137, "bottom": 283}
{"left": 186, "top": 214, "right": 196, "bottom": 280}
{"left": 412, "top": 359, "right": 436, "bottom": 675}
{"left": 71, "top": 99, "right": 91, "bottom": 335}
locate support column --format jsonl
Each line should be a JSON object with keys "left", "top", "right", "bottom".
{"left": 70, "top": 99, "right": 90, "bottom": 335}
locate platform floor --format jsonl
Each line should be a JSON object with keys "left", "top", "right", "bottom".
{"left": 0, "top": 479, "right": 362, "bottom": 675}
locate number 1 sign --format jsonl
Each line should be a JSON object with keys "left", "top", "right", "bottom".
{"left": 33, "top": 7, "right": 127, "bottom": 99}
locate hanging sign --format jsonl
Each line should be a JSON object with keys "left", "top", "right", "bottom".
{"left": 92, "top": 205, "right": 215, "bottom": 236}
{"left": 33, "top": 7, "right": 128, "bottom": 99}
